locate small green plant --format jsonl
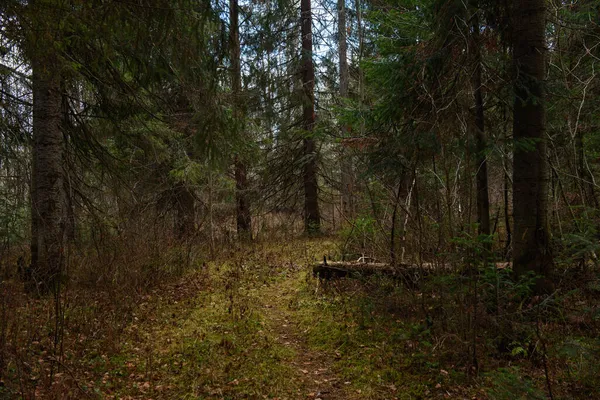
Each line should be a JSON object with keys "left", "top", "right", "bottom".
{"left": 558, "top": 206, "right": 600, "bottom": 269}
{"left": 486, "top": 367, "right": 546, "bottom": 400}
{"left": 557, "top": 338, "right": 600, "bottom": 392}
{"left": 340, "top": 216, "right": 378, "bottom": 259}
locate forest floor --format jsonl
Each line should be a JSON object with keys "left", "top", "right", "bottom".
{"left": 84, "top": 238, "right": 479, "bottom": 399}
{"left": 3, "top": 237, "right": 599, "bottom": 399}
{"left": 99, "top": 238, "right": 366, "bottom": 399}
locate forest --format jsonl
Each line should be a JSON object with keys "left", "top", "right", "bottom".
{"left": 1, "top": 0, "right": 600, "bottom": 398}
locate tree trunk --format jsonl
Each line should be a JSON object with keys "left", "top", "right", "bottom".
{"left": 61, "top": 91, "right": 76, "bottom": 243}
{"left": 512, "top": 0, "right": 553, "bottom": 291}
{"left": 230, "top": 0, "right": 252, "bottom": 238}
{"left": 338, "top": 0, "right": 354, "bottom": 220}
{"left": 470, "top": 10, "right": 490, "bottom": 240}
{"left": 301, "top": 0, "right": 320, "bottom": 234}
{"left": 355, "top": 0, "right": 364, "bottom": 102}
{"left": 504, "top": 152, "right": 512, "bottom": 260}
{"left": 390, "top": 176, "right": 406, "bottom": 266}
{"left": 235, "top": 156, "right": 251, "bottom": 235}
{"left": 30, "top": 53, "right": 66, "bottom": 294}
{"left": 174, "top": 183, "right": 195, "bottom": 239}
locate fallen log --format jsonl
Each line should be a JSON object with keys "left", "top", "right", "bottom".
{"left": 313, "top": 261, "right": 396, "bottom": 277}
{"left": 312, "top": 257, "right": 425, "bottom": 284}
{"left": 312, "top": 257, "right": 513, "bottom": 282}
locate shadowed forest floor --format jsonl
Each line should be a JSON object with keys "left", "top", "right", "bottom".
{"left": 3, "top": 238, "right": 599, "bottom": 399}
{"left": 102, "top": 239, "right": 364, "bottom": 399}
{"left": 81, "top": 239, "right": 479, "bottom": 399}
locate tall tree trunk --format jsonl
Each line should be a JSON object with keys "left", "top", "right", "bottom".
{"left": 230, "top": 0, "right": 252, "bottom": 237}
{"left": 30, "top": 52, "right": 65, "bottom": 294}
{"left": 338, "top": 0, "right": 354, "bottom": 220}
{"left": 301, "top": 0, "right": 320, "bottom": 234}
{"left": 208, "top": 163, "right": 215, "bottom": 259}
{"left": 470, "top": 10, "right": 490, "bottom": 240}
{"left": 235, "top": 156, "right": 251, "bottom": 236}
{"left": 504, "top": 153, "right": 512, "bottom": 260}
{"left": 512, "top": 0, "right": 553, "bottom": 290}
{"left": 61, "top": 91, "right": 76, "bottom": 243}
{"left": 355, "top": 0, "right": 364, "bottom": 103}
{"left": 174, "top": 183, "right": 195, "bottom": 239}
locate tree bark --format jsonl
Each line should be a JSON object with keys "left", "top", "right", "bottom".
{"left": 354, "top": 0, "right": 364, "bottom": 102}
{"left": 512, "top": 0, "right": 553, "bottom": 290}
{"left": 338, "top": 0, "right": 354, "bottom": 220}
{"left": 230, "top": 0, "right": 252, "bottom": 237}
{"left": 61, "top": 91, "right": 76, "bottom": 243}
{"left": 174, "top": 183, "right": 195, "bottom": 239}
{"left": 301, "top": 0, "right": 320, "bottom": 234}
{"left": 30, "top": 48, "right": 66, "bottom": 294}
{"left": 470, "top": 11, "right": 490, "bottom": 240}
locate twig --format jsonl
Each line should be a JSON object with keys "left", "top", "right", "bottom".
{"left": 535, "top": 309, "right": 554, "bottom": 400}
{"left": 46, "top": 356, "right": 93, "bottom": 399}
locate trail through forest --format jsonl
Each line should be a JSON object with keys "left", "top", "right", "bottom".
{"left": 4, "top": 239, "right": 595, "bottom": 399}
{"left": 55, "top": 239, "right": 487, "bottom": 399}
{"left": 256, "top": 272, "right": 346, "bottom": 399}
{"left": 3, "top": 0, "right": 600, "bottom": 398}
{"left": 104, "top": 239, "right": 361, "bottom": 399}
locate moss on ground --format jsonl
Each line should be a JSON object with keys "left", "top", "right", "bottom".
{"left": 7, "top": 237, "right": 594, "bottom": 399}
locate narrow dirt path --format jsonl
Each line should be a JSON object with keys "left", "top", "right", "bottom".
{"left": 259, "top": 274, "right": 348, "bottom": 400}
{"left": 93, "top": 240, "right": 358, "bottom": 399}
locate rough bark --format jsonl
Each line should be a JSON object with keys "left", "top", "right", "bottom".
{"left": 512, "top": 0, "right": 553, "bottom": 290}
{"left": 471, "top": 11, "right": 490, "bottom": 240}
{"left": 301, "top": 0, "right": 321, "bottom": 234}
{"left": 230, "top": 0, "right": 252, "bottom": 237}
{"left": 30, "top": 50, "right": 66, "bottom": 294}
{"left": 61, "top": 91, "right": 76, "bottom": 242}
{"left": 338, "top": 0, "right": 354, "bottom": 220}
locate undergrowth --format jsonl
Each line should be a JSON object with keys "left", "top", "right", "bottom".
{"left": 1, "top": 236, "right": 600, "bottom": 399}
{"left": 292, "top": 265, "right": 600, "bottom": 399}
